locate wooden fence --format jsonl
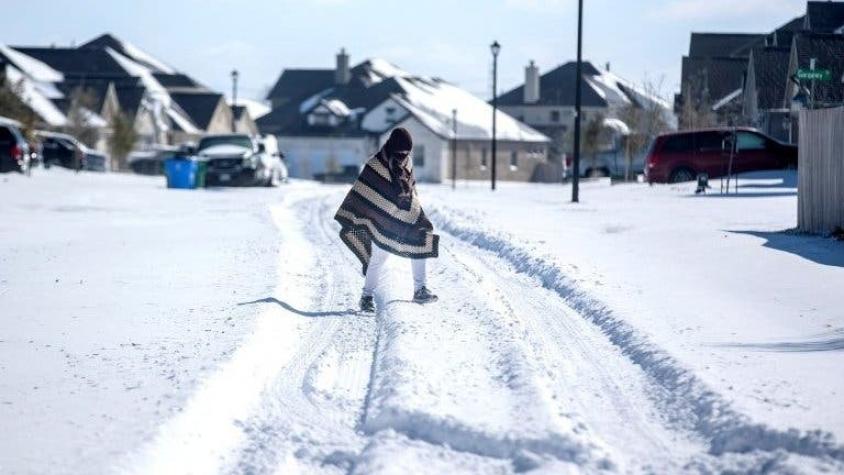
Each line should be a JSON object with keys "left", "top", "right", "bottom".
{"left": 798, "top": 106, "right": 844, "bottom": 234}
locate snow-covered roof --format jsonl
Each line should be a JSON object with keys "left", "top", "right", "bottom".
{"left": 227, "top": 98, "right": 271, "bottom": 120}
{"left": 165, "top": 104, "right": 200, "bottom": 134}
{"left": 3, "top": 64, "right": 67, "bottom": 127}
{"left": 357, "top": 58, "right": 411, "bottom": 85}
{"left": 82, "top": 33, "right": 175, "bottom": 74}
{"left": 319, "top": 99, "right": 351, "bottom": 117}
{"left": 712, "top": 87, "right": 743, "bottom": 111}
{"left": 0, "top": 45, "right": 63, "bottom": 83}
{"left": 105, "top": 47, "right": 168, "bottom": 97}
{"left": 389, "top": 76, "right": 548, "bottom": 143}
{"left": 602, "top": 117, "right": 630, "bottom": 135}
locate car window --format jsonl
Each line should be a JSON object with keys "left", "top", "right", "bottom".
{"left": 661, "top": 134, "right": 693, "bottom": 153}
{"left": 695, "top": 132, "right": 726, "bottom": 152}
{"left": 198, "top": 136, "right": 253, "bottom": 151}
{"left": 0, "top": 127, "right": 14, "bottom": 145}
{"left": 736, "top": 132, "right": 766, "bottom": 151}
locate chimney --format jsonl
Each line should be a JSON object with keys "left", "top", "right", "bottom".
{"left": 336, "top": 48, "right": 350, "bottom": 85}
{"left": 524, "top": 60, "right": 540, "bottom": 104}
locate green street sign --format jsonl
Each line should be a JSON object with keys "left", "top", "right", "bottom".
{"left": 797, "top": 69, "right": 832, "bottom": 81}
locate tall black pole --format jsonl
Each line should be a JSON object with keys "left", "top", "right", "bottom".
{"left": 452, "top": 108, "right": 458, "bottom": 190}
{"left": 571, "top": 0, "right": 583, "bottom": 203}
{"left": 491, "top": 41, "right": 500, "bottom": 191}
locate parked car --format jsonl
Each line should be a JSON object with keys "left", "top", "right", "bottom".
{"left": 0, "top": 118, "right": 31, "bottom": 174}
{"left": 196, "top": 134, "right": 287, "bottom": 187}
{"left": 128, "top": 146, "right": 180, "bottom": 175}
{"left": 563, "top": 150, "right": 645, "bottom": 179}
{"left": 37, "top": 131, "right": 109, "bottom": 171}
{"left": 644, "top": 127, "right": 797, "bottom": 183}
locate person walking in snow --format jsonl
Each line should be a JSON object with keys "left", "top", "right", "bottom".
{"left": 335, "top": 127, "right": 439, "bottom": 313}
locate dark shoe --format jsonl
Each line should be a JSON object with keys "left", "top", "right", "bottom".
{"left": 413, "top": 286, "right": 438, "bottom": 304}
{"left": 360, "top": 295, "right": 375, "bottom": 313}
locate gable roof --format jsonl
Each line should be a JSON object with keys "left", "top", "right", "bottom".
{"left": 152, "top": 72, "right": 206, "bottom": 90}
{"left": 11, "top": 47, "right": 129, "bottom": 79}
{"left": 115, "top": 85, "right": 147, "bottom": 117}
{"left": 805, "top": 1, "right": 844, "bottom": 33}
{"left": 497, "top": 61, "right": 608, "bottom": 108}
{"left": 81, "top": 33, "right": 175, "bottom": 74}
{"left": 767, "top": 16, "right": 805, "bottom": 48}
{"left": 265, "top": 69, "right": 335, "bottom": 103}
{"left": 680, "top": 56, "right": 748, "bottom": 101}
{"left": 688, "top": 33, "right": 765, "bottom": 58}
{"left": 748, "top": 47, "right": 790, "bottom": 110}
{"left": 258, "top": 73, "right": 407, "bottom": 136}
{"left": 169, "top": 91, "right": 225, "bottom": 129}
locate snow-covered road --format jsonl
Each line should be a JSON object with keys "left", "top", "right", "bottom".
{"left": 2, "top": 170, "right": 843, "bottom": 474}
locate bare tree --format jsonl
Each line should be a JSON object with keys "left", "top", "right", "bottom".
{"left": 679, "top": 74, "right": 716, "bottom": 130}
{"left": 65, "top": 87, "right": 101, "bottom": 148}
{"left": 108, "top": 112, "right": 137, "bottom": 171}
{"left": 582, "top": 112, "right": 605, "bottom": 176}
{"left": 0, "top": 77, "right": 29, "bottom": 120}
{"left": 617, "top": 78, "right": 672, "bottom": 181}
{"left": 0, "top": 76, "right": 39, "bottom": 146}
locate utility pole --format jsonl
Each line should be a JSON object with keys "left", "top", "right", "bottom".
{"left": 490, "top": 41, "right": 501, "bottom": 191}
{"left": 231, "top": 69, "right": 239, "bottom": 132}
{"left": 571, "top": 0, "right": 584, "bottom": 202}
{"left": 452, "top": 109, "right": 458, "bottom": 190}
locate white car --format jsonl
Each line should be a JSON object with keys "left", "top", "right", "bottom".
{"left": 196, "top": 134, "right": 287, "bottom": 187}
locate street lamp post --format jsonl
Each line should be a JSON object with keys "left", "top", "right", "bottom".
{"left": 452, "top": 109, "right": 458, "bottom": 190}
{"left": 490, "top": 40, "right": 501, "bottom": 191}
{"left": 571, "top": 0, "right": 583, "bottom": 203}
{"left": 231, "top": 69, "right": 239, "bottom": 132}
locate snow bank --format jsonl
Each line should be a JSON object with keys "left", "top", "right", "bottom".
{"left": 427, "top": 203, "right": 844, "bottom": 463}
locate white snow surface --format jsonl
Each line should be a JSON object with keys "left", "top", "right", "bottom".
{"left": 392, "top": 76, "right": 548, "bottom": 142}
{"left": 112, "top": 37, "right": 176, "bottom": 74}
{"left": 1, "top": 168, "right": 843, "bottom": 474}
{"left": 0, "top": 45, "right": 64, "bottom": 83}
{"left": 106, "top": 47, "right": 168, "bottom": 97}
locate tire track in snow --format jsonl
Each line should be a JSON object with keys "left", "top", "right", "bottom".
{"left": 428, "top": 204, "right": 844, "bottom": 469}
{"left": 354, "top": 232, "right": 617, "bottom": 470}
{"left": 226, "top": 193, "right": 378, "bottom": 474}
{"left": 439, "top": 236, "right": 701, "bottom": 472}
{"left": 116, "top": 190, "right": 329, "bottom": 475}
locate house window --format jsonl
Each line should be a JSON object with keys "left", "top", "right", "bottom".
{"left": 480, "top": 148, "right": 488, "bottom": 169}
{"left": 550, "top": 110, "right": 560, "bottom": 122}
{"left": 413, "top": 145, "right": 426, "bottom": 168}
{"left": 510, "top": 150, "right": 518, "bottom": 170}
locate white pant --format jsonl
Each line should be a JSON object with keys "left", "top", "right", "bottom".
{"left": 363, "top": 245, "right": 426, "bottom": 297}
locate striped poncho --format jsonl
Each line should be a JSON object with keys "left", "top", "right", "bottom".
{"left": 334, "top": 150, "right": 439, "bottom": 275}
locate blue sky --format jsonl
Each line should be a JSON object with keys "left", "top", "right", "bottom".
{"left": 5, "top": 0, "right": 807, "bottom": 102}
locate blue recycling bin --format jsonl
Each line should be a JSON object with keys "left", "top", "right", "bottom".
{"left": 164, "top": 158, "right": 198, "bottom": 189}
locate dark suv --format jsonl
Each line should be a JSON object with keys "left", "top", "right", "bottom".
{"left": 645, "top": 127, "right": 797, "bottom": 183}
{"left": 0, "top": 119, "right": 31, "bottom": 174}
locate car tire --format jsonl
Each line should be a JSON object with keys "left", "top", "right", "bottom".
{"left": 669, "top": 167, "right": 696, "bottom": 183}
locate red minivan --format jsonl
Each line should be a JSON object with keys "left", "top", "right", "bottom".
{"left": 644, "top": 127, "right": 797, "bottom": 183}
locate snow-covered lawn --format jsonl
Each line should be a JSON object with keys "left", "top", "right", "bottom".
{"left": 1, "top": 168, "right": 842, "bottom": 474}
